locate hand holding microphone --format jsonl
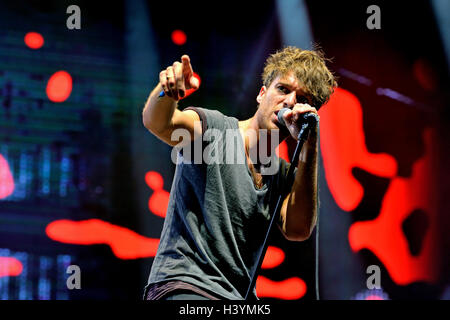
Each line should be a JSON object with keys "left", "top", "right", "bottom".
{"left": 277, "top": 104, "right": 319, "bottom": 141}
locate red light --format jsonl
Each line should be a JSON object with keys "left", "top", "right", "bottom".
{"left": 46, "top": 170, "right": 170, "bottom": 259}
{"left": 365, "top": 295, "right": 384, "bottom": 300}
{"left": 46, "top": 219, "right": 160, "bottom": 259}
{"left": 413, "top": 59, "right": 437, "bottom": 92}
{"left": 0, "top": 155, "right": 14, "bottom": 199}
{"left": 349, "top": 129, "right": 439, "bottom": 285}
{"left": 24, "top": 32, "right": 44, "bottom": 49}
{"left": 46, "top": 71, "right": 72, "bottom": 103}
{"left": 182, "top": 72, "right": 201, "bottom": 99}
{"left": 261, "top": 246, "right": 285, "bottom": 269}
{"left": 145, "top": 171, "right": 169, "bottom": 218}
{"left": 319, "top": 88, "right": 397, "bottom": 211}
{"left": 256, "top": 276, "right": 307, "bottom": 300}
{"left": 275, "top": 141, "right": 289, "bottom": 163}
{"left": 171, "top": 30, "right": 187, "bottom": 46}
{"left": 145, "top": 171, "right": 163, "bottom": 190}
{"left": 0, "top": 257, "right": 23, "bottom": 277}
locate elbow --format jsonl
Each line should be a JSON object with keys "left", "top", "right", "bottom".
{"left": 142, "top": 113, "right": 165, "bottom": 135}
{"left": 282, "top": 226, "right": 313, "bottom": 242}
{"left": 142, "top": 109, "right": 155, "bottom": 131}
{"left": 142, "top": 110, "right": 151, "bottom": 130}
{"left": 283, "top": 230, "right": 311, "bottom": 242}
{"left": 283, "top": 220, "right": 316, "bottom": 242}
{"left": 280, "top": 201, "right": 317, "bottom": 241}
{"left": 142, "top": 117, "right": 151, "bottom": 130}
{"left": 142, "top": 119, "right": 156, "bottom": 133}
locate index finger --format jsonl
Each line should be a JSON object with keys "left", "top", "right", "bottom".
{"left": 181, "top": 55, "right": 193, "bottom": 77}
{"left": 294, "top": 103, "right": 317, "bottom": 113}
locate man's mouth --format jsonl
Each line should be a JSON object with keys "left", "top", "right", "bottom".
{"left": 274, "top": 108, "right": 284, "bottom": 122}
{"left": 272, "top": 111, "right": 281, "bottom": 126}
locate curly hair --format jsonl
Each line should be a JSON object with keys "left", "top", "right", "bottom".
{"left": 262, "top": 46, "right": 337, "bottom": 109}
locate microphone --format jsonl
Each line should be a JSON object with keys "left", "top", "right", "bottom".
{"left": 246, "top": 107, "right": 319, "bottom": 300}
{"left": 277, "top": 108, "right": 319, "bottom": 129}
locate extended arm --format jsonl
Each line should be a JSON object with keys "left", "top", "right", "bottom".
{"left": 142, "top": 55, "right": 201, "bottom": 146}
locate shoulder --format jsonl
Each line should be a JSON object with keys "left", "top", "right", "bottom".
{"left": 184, "top": 107, "right": 238, "bottom": 132}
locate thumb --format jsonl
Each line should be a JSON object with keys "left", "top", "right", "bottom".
{"left": 283, "top": 109, "right": 293, "bottom": 124}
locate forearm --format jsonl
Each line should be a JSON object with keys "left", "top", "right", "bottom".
{"left": 282, "top": 131, "right": 319, "bottom": 240}
{"left": 142, "top": 83, "right": 178, "bottom": 134}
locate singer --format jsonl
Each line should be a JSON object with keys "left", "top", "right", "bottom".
{"left": 142, "top": 46, "right": 337, "bottom": 300}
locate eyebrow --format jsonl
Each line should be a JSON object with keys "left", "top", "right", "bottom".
{"left": 277, "top": 82, "right": 312, "bottom": 104}
{"left": 277, "top": 82, "right": 294, "bottom": 88}
{"left": 277, "top": 82, "right": 306, "bottom": 95}
{"left": 277, "top": 82, "right": 304, "bottom": 94}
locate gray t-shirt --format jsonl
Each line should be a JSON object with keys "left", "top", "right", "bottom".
{"left": 145, "top": 107, "right": 295, "bottom": 300}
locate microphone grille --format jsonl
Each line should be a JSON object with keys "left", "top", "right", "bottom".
{"left": 277, "top": 108, "right": 289, "bottom": 127}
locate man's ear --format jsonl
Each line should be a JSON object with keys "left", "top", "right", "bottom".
{"left": 256, "top": 86, "right": 266, "bottom": 104}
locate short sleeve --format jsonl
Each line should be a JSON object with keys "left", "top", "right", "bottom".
{"left": 183, "top": 107, "right": 226, "bottom": 135}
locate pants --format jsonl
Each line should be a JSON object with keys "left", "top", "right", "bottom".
{"left": 162, "top": 290, "right": 211, "bottom": 300}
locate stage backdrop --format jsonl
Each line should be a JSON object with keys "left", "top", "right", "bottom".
{"left": 0, "top": 0, "right": 448, "bottom": 300}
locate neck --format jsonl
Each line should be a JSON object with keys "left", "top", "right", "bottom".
{"left": 238, "top": 116, "right": 281, "bottom": 164}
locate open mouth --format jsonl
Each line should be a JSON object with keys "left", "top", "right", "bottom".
{"left": 272, "top": 112, "right": 281, "bottom": 126}
{"left": 273, "top": 109, "right": 283, "bottom": 122}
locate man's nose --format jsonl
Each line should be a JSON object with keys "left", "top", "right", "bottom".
{"left": 283, "top": 91, "right": 296, "bottom": 108}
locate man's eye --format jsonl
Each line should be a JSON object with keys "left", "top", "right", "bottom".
{"left": 278, "top": 86, "right": 289, "bottom": 94}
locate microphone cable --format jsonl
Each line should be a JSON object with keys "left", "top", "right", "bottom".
{"left": 315, "top": 126, "right": 320, "bottom": 301}
{"left": 315, "top": 195, "right": 320, "bottom": 300}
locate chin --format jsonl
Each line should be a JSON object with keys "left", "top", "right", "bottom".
{"left": 265, "top": 120, "right": 278, "bottom": 131}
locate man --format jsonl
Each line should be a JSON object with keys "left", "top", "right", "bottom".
{"left": 142, "top": 46, "right": 336, "bottom": 300}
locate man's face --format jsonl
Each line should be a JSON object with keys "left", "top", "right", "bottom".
{"left": 256, "top": 71, "right": 311, "bottom": 133}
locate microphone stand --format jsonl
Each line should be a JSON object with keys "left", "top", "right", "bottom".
{"left": 244, "top": 113, "right": 319, "bottom": 300}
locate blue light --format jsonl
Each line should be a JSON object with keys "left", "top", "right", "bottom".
{"left": 15, "top": 252, "right": 31, "bottom": 300}
{"left": 38, "top": 256, "right": 52, "bottom": 300}
{"left": 41, "top": 148, "right": 51, "bottom": 195}
{"left": 59, "top": 153, "right": 71, "bottom": 197}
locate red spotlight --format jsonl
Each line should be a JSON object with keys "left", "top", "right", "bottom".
{"left": 0, "top": 257, "right": 23, "bottom": 277}
{"left": 171, "top": 30, "right": 187, "bottom": 46}
{"left": 413, "top": 59, "right": 437, "bottom": 92}
{"left": 46, "top": 71, "right": 73, "bottom": 103}
{"left": 24, "top": 32, "right": 44, "bottom": 49}
{"left": 0, "top": 155, "right": 14, "bottom": 199}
